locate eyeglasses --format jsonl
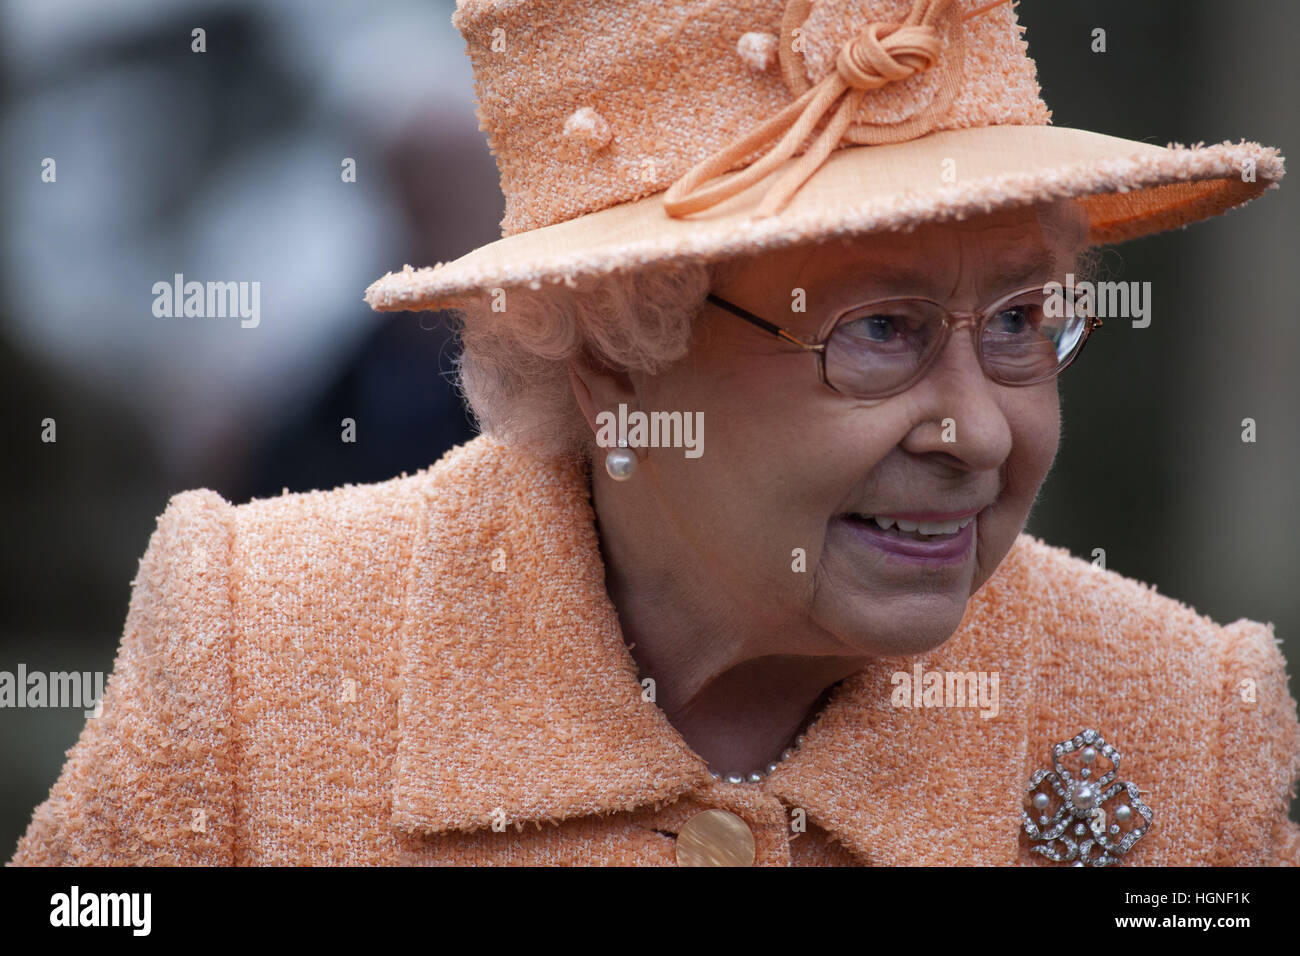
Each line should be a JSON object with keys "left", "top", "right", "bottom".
{"left": 705, "top": 284, "right": 1102, "bottom": 400}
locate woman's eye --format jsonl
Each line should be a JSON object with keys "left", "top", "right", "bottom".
{"left": 846, "top": 314, "right": 904, "bottom": 343}
{"left": 993, "top": 305, "right": 1034, "bottom": 334}
{"left": 863, "top": 316, "right": 897, "bottom": 341}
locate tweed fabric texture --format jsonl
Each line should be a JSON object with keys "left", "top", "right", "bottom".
{"left": 10, "top": 435, "right": 1300, "bottom": 865}
{"left": 457, "top": 0, "right": 1046, "bottom": 235}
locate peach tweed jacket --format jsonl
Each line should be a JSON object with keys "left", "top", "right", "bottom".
{"left": 10, "top": 435, "right": 1300, "bottom": 866}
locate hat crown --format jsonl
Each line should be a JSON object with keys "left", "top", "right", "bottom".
{"left": 452, "top": 0, "right": 1049, "bottom": 236}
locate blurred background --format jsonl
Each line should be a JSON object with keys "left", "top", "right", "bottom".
{"left": 3, "top": 0, "right": 1298, "bottom": 851}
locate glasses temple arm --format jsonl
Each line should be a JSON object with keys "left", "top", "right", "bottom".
{"left": 705, "top": 293, "right": 819, "bottom": 350}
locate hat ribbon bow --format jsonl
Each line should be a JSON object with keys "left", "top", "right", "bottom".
{"left": 663, "top": 0, "right": 1012, "bottom": 219}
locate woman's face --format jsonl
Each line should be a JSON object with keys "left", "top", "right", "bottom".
{"left": 619, "top": 204, "right": 1085, "bottom": 659}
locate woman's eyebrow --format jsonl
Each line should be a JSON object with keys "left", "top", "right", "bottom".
{"left": 984, "top": 249, "right": 1060, "bottom": 293}
{"left": 815, "top": 248, "right": 1059, "bottom": 305}
{"left": 816, "top": 263, "right": 943, "bottom": 301}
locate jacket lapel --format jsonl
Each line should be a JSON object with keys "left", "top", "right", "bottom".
{"left": 390, "top": 436, "right": 712, "bottom": 836}
{"left": 391, "top": 435, "right": 1037, "bottom": 865}
{"left": 762, "top": 552, "right": 1038, "bottom": 865}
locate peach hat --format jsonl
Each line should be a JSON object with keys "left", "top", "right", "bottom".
{"left": 364, "top": 0, "right": 1284, "bottom": 314}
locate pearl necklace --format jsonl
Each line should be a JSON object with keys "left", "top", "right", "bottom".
{"left": 706, "top": 679, "right": 844, "bottom": 783}
{"left": 709, "top": 734, "right": 807, "bottom": 784}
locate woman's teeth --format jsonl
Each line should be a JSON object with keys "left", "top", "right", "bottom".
{"left": 854, "top": 514, "right": 975, "bottom": 539}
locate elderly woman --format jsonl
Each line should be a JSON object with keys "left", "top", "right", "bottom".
{"left": 11, "top": 0, "right": 1300, "bottom": 867}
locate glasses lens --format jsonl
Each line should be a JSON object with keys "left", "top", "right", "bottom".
{"left": 980, "top": 286, "right": 1092, "bottom": 384}
{"left": 825, "top": 299, "right": 948, "bottom": 397}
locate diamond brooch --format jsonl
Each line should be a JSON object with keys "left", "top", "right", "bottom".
{"left": 1021, "top": 728, "right": 1153, "bottom": 866}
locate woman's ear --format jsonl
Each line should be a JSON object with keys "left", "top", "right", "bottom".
{"left": 567, "top": 348, "right": 637, "bottom": 437}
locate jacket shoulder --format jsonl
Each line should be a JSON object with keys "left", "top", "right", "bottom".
{"left": 994, "top": 535, "right": 1300, "bottom": 865}
{"left": 9, "top": 461, "right": 444, "bottom": 867}
{"left": 228, "top": 464, "right": 440, "bottom": 650}
{"left": 992, "top": 534, "right": 1226, "bottom": 640}
{"left": 228, "top": 436, "right": 500, "bottom": 549}
{"left": 232, "top": 468, "right": 432, "bottom": 554}
{"left": 230, "top": 468, "right": 423, "bottom": 618}
{"left": 10, "top": 488, "right": 237, "bottom": 865}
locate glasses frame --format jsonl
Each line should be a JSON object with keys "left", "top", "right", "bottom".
{"left": 705, "top": 285, "right": 1103, "bottom": 401}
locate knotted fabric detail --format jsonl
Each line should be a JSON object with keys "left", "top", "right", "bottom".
{"left": 663, "top": 0, "right": 1013, "bottom": 219}
{"left": 835, "top": 20, "right": 940, "bottom": 91}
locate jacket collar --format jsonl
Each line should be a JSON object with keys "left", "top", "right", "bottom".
{"left": 392, "top": 435, "right": 1038, "bottom": 864}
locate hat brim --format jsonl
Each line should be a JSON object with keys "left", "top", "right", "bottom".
{"left": 365, "top": 124, "right": 1283, "bottom": 313}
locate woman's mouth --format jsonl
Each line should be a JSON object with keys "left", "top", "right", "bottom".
{"left": 840, "top": 512, "right": 977, "bottom": 565}
{"left": 852, "top": 514, "right": 975, "bottom": 538}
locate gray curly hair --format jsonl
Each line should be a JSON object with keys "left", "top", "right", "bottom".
{"left": 451, "top": 263, "right": 713, "bottom": 463}
{"left": 449, "top": 199, "right": 1097, "bottom": 463}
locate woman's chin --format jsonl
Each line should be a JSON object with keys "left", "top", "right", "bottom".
{"left": 820, "top": 594, "right": 971, "bottom": 659}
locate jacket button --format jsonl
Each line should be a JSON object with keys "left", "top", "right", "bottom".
{"left": 675, "top": 809, "right": 756, "bottom": 866}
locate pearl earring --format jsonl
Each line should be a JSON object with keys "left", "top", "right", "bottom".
{"left": 604, "top": 441, "right": 637, "bottom": 481}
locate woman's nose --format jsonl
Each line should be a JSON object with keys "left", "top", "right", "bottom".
{"left": 898, "top": 329, "right": 1013, "bottom": 471}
